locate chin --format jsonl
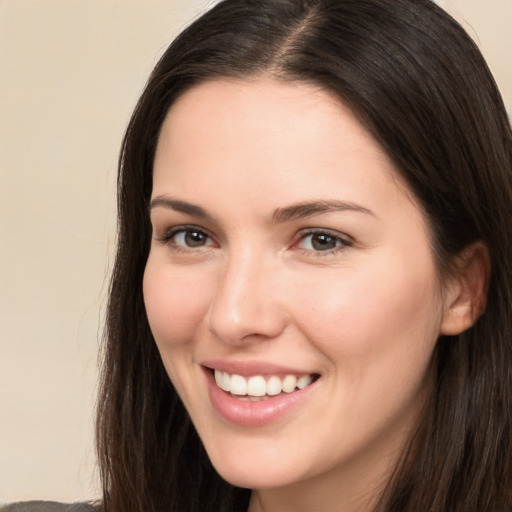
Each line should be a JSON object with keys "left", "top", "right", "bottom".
{"left": 211, "top": 458, "right": 300, "bottom": 490}
{"left": 199, "top": 433, "right": 312, "bottom": 490}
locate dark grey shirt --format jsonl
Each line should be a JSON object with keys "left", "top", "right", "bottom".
{"left": 0, "top": 502, "right": 96, "bottom": 512}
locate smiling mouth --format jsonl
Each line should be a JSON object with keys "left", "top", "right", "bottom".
{"left": 212, "top": 369, "right": 320, "bottom": 401}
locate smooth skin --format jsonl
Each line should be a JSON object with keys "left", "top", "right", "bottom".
{"left": 143, "top": 78, "right": 488, "bottom": 512}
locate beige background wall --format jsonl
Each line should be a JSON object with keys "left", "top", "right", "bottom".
{"left": 1, "top": 0, "right": 511, "bottom": 504}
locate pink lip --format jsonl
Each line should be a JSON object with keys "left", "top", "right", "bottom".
{"left": 202, "top": 366, "right": 319, "bottom": 427}
{"left": 201, "top": 359, "right": 314, "bottom": 377}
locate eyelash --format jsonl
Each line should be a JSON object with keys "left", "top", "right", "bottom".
{"left": 156, "top": 225, "right": 352, "bottom": 256}
{"left": 156, "top": 225, "right": 216, "bottom": 252}
{"left": 293, "top": 229, "right": 352, "bottom": 256}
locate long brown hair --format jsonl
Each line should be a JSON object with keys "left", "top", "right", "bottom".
{"left": 96, "top": 1, "right": 512, "bottom": 510}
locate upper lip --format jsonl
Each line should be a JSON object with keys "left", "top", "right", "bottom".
{"left": 201, "top": 359, "right": 318, "bottom": 377}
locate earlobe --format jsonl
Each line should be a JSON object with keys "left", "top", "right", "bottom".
{"left": 440, "top": 241, "right": 491, "bottom": 336}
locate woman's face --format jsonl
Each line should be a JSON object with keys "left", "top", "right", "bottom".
{"left": 144, "top": 78, "right": 451, "bottom": 500}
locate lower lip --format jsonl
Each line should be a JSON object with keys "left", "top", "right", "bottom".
{"left": 204, "top": 369, "right": 318, "bottom": 427}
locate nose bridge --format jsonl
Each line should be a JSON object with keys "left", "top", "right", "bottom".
{"left": 207, "top": 245, "right": 285, "bottom": 344}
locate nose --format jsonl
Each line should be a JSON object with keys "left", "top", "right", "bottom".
{"left": 206, "top": 248, "right": 287, "bottom": 345}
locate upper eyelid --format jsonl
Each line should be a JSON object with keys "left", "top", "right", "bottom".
{"left": 155, "top": 224, "right": 215, "bottom": 242}
{"left": 296, "top": 227, "right": 353, "bottom": 242}
{"left": 292, "top": 228, "right": 354, "bottom": 255}
{"left": 153, "top": 223, "right": 353, "bottom": 248}
{"left": 149, "top": 206, "right": 216, "bottom": 227}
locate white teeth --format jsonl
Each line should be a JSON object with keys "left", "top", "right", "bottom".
{"left": 297, "top": 375, "right": 313, "bottom": 389}
{"left": 247, "top": 376, "right": 266, "bottom": 396}
{"left": 230, "top": 374, "right": 247, "bottom": 395}
{"left": 214, "top": 369, "right": 231, "bottom": 391}
{"left": 266, "top": 376, "right": 282, "bottom": 396}
{"left": 221, "top": 372, "right": 231, "bottom": 391}
{"left": 282, "top": 375, "right": 297, "bottom": 393}
{"left": 214, "top": 370, "right": 314, "bottom": 397}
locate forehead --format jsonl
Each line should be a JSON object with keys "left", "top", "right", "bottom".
{"left": 153, "top": 77, "right": 419, "bottom": 223}
{"left": 157, "top": 78, "right": 391, "bottom": 166}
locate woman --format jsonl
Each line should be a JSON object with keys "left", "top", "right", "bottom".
{"left": 5, "top": 0, "right": 511, "bottom": 510}
{"left": 97, "top": 0, "right": 512, "bottom": 510}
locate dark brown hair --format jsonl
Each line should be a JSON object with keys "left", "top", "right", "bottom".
{"left": 96, "top": 1, "right": 512, "bottom": 511}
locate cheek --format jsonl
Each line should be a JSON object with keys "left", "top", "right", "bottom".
{"left": 287, "top": 255, "right": 442, "bottom": 452}
{"left": 143, "top": 259, "right": 212, "bottom": 347}
{"left": 293, "top": 250, "right": 442, "bottom": 372}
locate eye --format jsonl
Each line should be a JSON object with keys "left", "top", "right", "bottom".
{"left": 295, "top": 230, "right": 351, "bottom": 254}
{"left": 157, "top": 226, "right": 215, "bottom": 249}
{"left": 174, "top": 229, "right": 210, "bottom": 247}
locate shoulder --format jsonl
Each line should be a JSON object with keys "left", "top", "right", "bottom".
{"left": 0, "top": 502, "right": 97, "bottom": 512}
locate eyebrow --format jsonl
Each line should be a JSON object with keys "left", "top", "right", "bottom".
{"left": 271, "top": 200, "right": 375, "bottom": 223}
{"left": 149, "top": 196, "right": 375, "bottom": 223}
{"left": 149, "top": 196, "right": 211, "bottom": 219}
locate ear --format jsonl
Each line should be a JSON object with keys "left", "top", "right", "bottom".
{"left": 440, "top": 241, "right": 491, "bottom": 336}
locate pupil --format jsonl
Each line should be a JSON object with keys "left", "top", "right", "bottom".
{"left": 312, "top": 234, "right": 336, "bottom": 251}
{"left": 185, "top": 231, "right": 206, "bottom": 247}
